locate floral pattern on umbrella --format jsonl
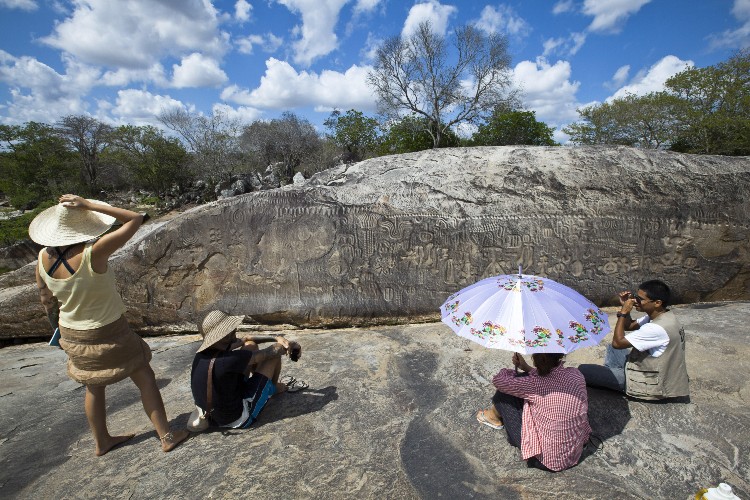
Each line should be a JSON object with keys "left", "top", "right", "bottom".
{"left": 440, "top": 273, "right": 611, "bottom": 354}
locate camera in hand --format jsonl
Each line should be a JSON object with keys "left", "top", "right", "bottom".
{"left": 289, "top": 345, "right": 301, "bottom": 362}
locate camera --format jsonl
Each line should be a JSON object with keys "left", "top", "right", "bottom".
{"left": 289, "top": 344, "right": 301, "bottom": 362}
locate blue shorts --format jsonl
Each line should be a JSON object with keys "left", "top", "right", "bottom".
{"left": 226, "top": 373, "right": 277, "bottom": 428}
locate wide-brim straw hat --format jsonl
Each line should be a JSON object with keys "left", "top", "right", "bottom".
{"left": 197, "top": 310, "right": 245, "bottom": 352}
{"left": 28, "top": 200, "right": 116, "bottom": 247}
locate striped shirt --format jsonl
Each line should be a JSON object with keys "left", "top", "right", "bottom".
{"left": 493, "top": 363, "right": 591, "bottom": 471}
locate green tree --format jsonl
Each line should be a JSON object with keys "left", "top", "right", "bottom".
{"left": 0, "top": 122, "right": 77, "bottom": 208}
{"left": 107, "top": 125, "right": 189, "bottom": 195}
{"left": 472, "top": 109, "right": 557, "bottom": 146}
{"left": 324, "top": 109, "right": 380, "bottom": 162}
{"left": 377, "top": 115, "right": 460, "bottom": 155}
{"left": 563, "top": 92, "right": 685, "bottom": 149}
{"left": 368, "top": 21, "right": 516, "bottom": 148}
{"left": 564, "top": 50, "right": 750, "bottom": 155}
{"left": 55, "top": 115, "right": 114, "bottom": 192}
{"left": 240, "top": 112, "right": 322, "bottom": 183}
{"left": 158, "top": 108, "right": 245, "bottom": 183}
{"left": 665, "top": 49, "right": 750, "bottom": 155}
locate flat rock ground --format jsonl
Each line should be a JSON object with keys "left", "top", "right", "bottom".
{"left": 1, "top": 302, "right": 748, "bottom": 500}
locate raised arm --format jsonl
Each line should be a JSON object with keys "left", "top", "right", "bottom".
{"left": 58, "top": 194, "right": 146, "bottom": 271}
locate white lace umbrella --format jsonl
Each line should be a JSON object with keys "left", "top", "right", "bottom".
{"left": 440, "top": 270, "right": 610, "bottom": 354}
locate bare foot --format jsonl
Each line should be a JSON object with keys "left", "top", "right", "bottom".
{"left": 95, "top": 434, "right": 135, "bottom": 457}
{"left": 160, "top": 429, "right": 190, "bottom": 452}
{"left": 275, "top": 382, "right": 288, "bottom": 395}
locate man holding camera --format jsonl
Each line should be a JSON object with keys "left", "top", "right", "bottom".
{"left": 578, "top": 280, "right": 689, "bottom": 401}
{"left": 189, "top": 310, "right": 305, "bottom": 429}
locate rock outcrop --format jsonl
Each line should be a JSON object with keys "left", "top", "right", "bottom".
{"left": 2, "top": 146, "right": 750, "bottom": 338}
{"left": 1, "top": 303, "right": 748, "bottom": 498}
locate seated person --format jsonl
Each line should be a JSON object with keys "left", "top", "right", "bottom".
{"left": 190, "top": 310, "right": 304, "bottom": 429}
{"left": 477, "top": 352, "right": 591, "bottom": 472}
{"left": 578, "top": 280, "right": 689, "bottom": 401}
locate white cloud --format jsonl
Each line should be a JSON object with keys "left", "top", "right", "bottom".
{"left": 0, "top": 51, "right": 99, "bottom": 124}
{"left": 236, "top": 33, "right": 284, "bottom": 55}
{"left": 353, "top": 0, "right": 382, "bottom": 15}
{"left": 235, "top": 0, "right": 252, "bottom": 22}
{"left": 474, "top": 4, "right": 530, "bottom": 38}
{"left": 582, "top": 0, "right": 652, "bottom": 33}
{"left": 110, "top": 89, "right": 186, "bottom": 124}
{"left": 608, "top": 55, "right": 692, "bottom": 100}
{"left": 360, "top": 32, "right": 383, "bottom": 63}
{"left": 552, "top": 0, "right": 574, "bottom": 14}
{"left": 708, "top": 0, "right": 750, "bottom": 50}
{"left": 101, "top": 65, "right": 168, "bottom": 87}
{"left": 402, "top": 0, "right": 458, "bottom": 37}
{"left": 220, "top": 57, "right": 376, "bottom": 111}
{"left": 0, "top": 0, "right": 37, "bottom": 10}
{"left": 543, "top": 32, "right": 587, "bottom": 57}
{"left": 212, "top": 102, "right": 263, "bottom": 124}
{"left": 41, "top": 0, "right": 229, "bottom": 71}
{"left": 608, "top": 64, "right": 630, "bottom": 88}
{"left": 171, "top": 53, "right": 228, "bottom": 88}
{"left": 277, "top": 0, "right": 349, "bottom": 66}
{"left": 513, "top": 57, "right": 582, "bottom": 126}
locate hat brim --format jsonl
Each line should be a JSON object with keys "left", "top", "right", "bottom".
{"left": 29, "top": 200, "right": 116, "bottom": 247}
{"left": 197, "top": 314, "right": 244, "bottom": 352}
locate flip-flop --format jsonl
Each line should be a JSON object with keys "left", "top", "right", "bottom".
{"left": 476, "top": 409, "right": 504, "bottom": 430}
{"left": 280, "top": 375, "right": 308, "bottom": 393}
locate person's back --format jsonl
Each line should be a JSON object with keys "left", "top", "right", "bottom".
{"left": 191, "top": 347, "right": 254, "bottom": 426}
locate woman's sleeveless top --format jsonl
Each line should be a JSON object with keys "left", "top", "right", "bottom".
{"left": 38, "top": 242, "right": 126, "bottom": 330}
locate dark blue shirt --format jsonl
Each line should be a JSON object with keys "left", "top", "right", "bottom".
{"left": 191, "top": 348, "right": 253, "bottom": 425}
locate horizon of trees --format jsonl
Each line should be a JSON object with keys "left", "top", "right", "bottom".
{"left": 1, "top": 50, "right": 745, "bottom": 216}
{"left": 563, "top": 49, "right": 749, "bottom": 156}
{"left": 0, "top": 106, "right": 558, "bottom": 211}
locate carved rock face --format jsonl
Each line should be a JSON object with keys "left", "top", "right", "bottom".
{"left": 3, "top": 145, "right": 750, "bottom": 337}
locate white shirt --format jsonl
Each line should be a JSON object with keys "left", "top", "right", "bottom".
{"left": 625, "top": 315, "right": 670, "bottom": 357}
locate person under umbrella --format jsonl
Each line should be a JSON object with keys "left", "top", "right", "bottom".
{"left": 476, "top": 352, "right": 591, "bottom": 472}
{"left": 442, "top": 271, "right": 601, "bottom": 472}
{"left": 30, "top": 194, "right": 189, "bottom": 455}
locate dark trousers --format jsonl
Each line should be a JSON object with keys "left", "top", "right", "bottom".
{"left": 491, "top": 390, "right": 554, "bottom": 472}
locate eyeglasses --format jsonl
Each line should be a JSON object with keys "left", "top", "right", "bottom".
{"left": 632, "top": 293, "right": 653, "bottom": 304}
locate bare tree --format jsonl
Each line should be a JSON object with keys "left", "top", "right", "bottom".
{"left": 240, "top": 112, "right": 322, "bottom": 183}
{"left": 367, "top": 21, "right": 516, "bottom": 148}
{"left": 56, "top": 115, "right": 113, "bottom": 192}
{"left": 158, "top": 108, "right": 244, "bottom": 182}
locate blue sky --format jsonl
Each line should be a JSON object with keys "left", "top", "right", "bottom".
{"left": 1, "top": 0, "right": 748, "bottom": 142}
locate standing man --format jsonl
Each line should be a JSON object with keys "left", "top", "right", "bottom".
{"left": 189, "top": 310, "right": 306, "bottom": 430}
{"left": 578, "top": 280, "right": 689, "bottom": 401}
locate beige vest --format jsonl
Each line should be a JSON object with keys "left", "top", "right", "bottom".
{"left": 625, "top": 310, "right": 689, "bottom": 400}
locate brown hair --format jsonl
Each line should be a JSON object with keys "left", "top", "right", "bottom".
{"left": 531, "top": 353, "right": 564, "bottom": 376}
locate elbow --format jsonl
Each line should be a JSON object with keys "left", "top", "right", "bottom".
{"left": 611, "top": 338, "right": 628, "bottom": 349}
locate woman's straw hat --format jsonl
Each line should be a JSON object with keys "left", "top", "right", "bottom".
{"left": 197, "top": 310, "right": 245, "bottom": 352}
{"left": 28, "top": 200, "right": 116, "bottom": 247}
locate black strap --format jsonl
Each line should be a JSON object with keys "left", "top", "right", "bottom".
{"left": 47, "top": 246, "right": 75, "bottom": 275}
{"left": 206, "top": 354, "right": 218, "bottom": 416}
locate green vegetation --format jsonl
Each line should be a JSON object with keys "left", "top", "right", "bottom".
{"left": 471, "top": 109, "right": 557, "bottom": 146}
{"left": 564, "top": 49, "right": 749, "bottom": 155}
{"left": 1, "top": 50, "right": 744, "bottom": 251}
{"left": 0, "top": 201, "right": 55, "bottom": 246}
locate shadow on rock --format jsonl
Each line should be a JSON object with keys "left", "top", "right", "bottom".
{"left": 580, "top": 387, "right": 632, "bottom": 463}
{"left": 252, "top": 385, "right": 339, "bottom": 428}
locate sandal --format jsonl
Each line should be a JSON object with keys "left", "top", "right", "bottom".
{"left": 476, "top": 409, "right": 504, "bottom": 430}
{"left": 280, "top": 375, "right": 309, "bottom": 393}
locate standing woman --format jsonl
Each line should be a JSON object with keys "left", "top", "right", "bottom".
{"left": 30, "top": 194, "right": 189, "bottom": 456}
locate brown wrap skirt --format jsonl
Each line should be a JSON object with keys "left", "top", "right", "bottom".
{"left": 59, "top": 315, "right": 152, "bottom": 386}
